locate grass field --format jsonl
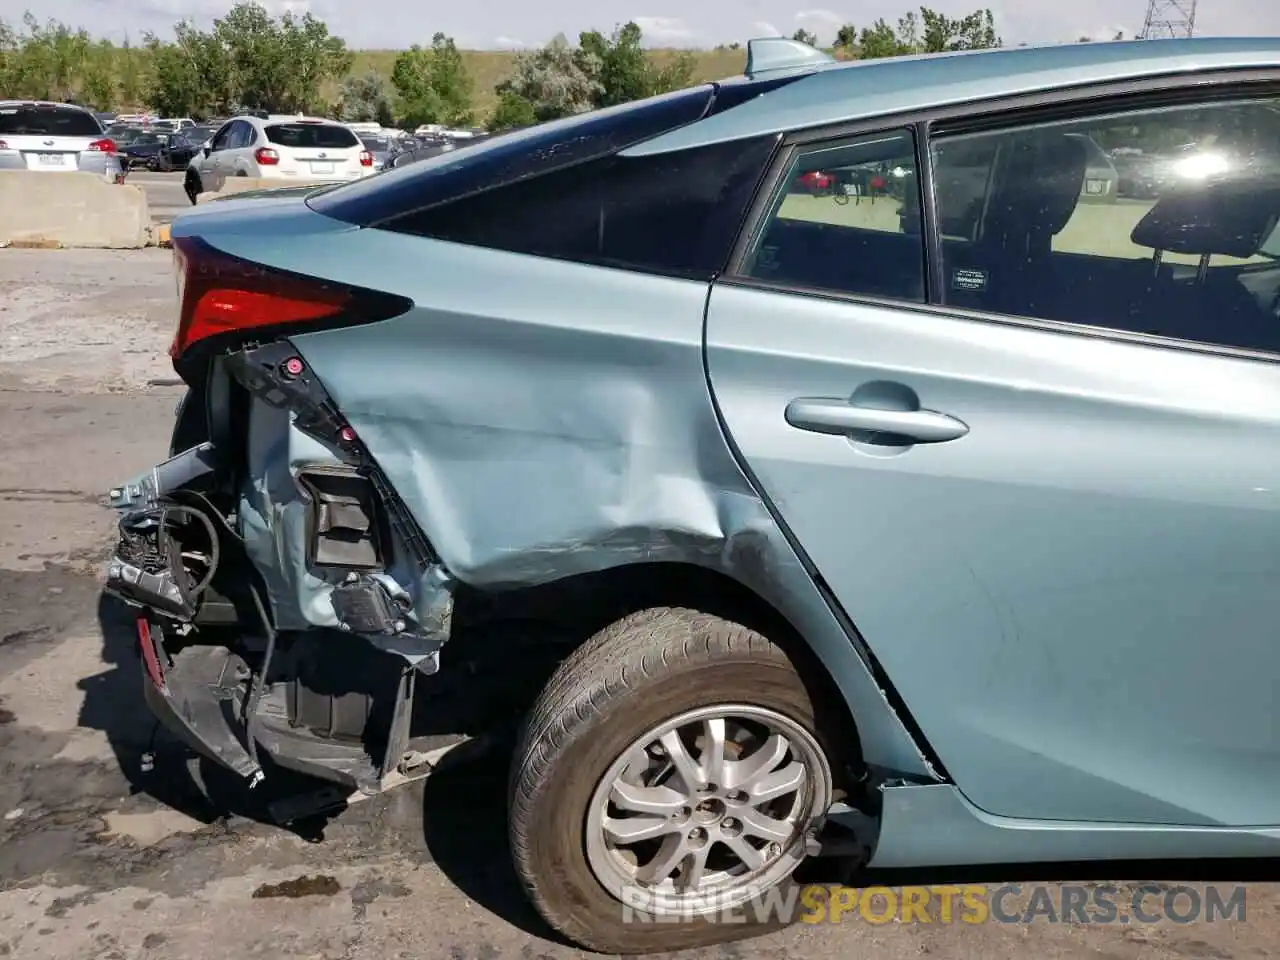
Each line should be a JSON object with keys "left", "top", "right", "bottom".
{"left": 339, "top": 46, "right": 750, "bottom": 120}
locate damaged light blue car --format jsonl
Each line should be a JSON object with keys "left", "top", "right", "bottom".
{"left": 105, "top": 34, "right": 1280, "bottom": 955}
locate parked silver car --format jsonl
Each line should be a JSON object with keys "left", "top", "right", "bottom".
{"left": 0, "top": 100, "right": 127, "bottom": 182}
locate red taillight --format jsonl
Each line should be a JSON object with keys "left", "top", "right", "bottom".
{"left": 88, "top": 138, "right": 117, "bottom": 153}
{"left": 0, "top": 139, "right": 9, "bottom": 150}
{"left": 359, "top": 150, "right": 373, "bottom": 167}
{"left": 169, "top": 237, "right": 351, "bottom": 358}
{"left": 255, "top": 147, "right": 280, "bottom": 165}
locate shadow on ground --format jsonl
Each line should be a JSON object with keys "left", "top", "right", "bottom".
{"left": 82, "top": 589, "right": 1280, "bottom": 946}
{"left": 418, "top": 737, "right": 563, "bottom": 942}
{"left": 83, "top": 591, "right": 346, "bottom": 839}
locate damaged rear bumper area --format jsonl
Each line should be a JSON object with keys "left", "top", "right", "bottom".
{"left": 104, "top": 341, "right": 455, "bottom": 795}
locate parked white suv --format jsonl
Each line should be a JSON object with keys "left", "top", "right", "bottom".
{"left": 183, "top": 114, "right": 374, "bottom": 202}
{"left": 0, "top": 100, "right": 126, "bottom": 182}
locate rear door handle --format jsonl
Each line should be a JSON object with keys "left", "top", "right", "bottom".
{"left": 785, "top": 397, "right": 969, "bottom": 443}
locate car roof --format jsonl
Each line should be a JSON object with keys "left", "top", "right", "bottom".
{"left": 247, "top": 115, "right": 347, "bottom": 127}
{"left": 625, "top": 36, "right": 1280, "bottom": 157}
{"left": 0, "top": 99, "right": 94, "bottom": 112}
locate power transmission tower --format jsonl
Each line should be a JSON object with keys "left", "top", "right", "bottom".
{"left": 1140, "top": 0, "right": 1198, "bottom": 38}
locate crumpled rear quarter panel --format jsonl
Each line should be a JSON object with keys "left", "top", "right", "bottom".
{"left": 209, "top": 224, "right": 935, "bottom": 779}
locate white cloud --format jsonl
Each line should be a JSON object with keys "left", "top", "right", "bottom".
{"left": 493, "top": 35, "right": 525, "bottom": 47}
{"left": 793, "top": 8, "right": 843, "bottom": 26}
{"left": 792, "top": 8, "right": 844, "bottom": 43}
{"left": 631, "top": 16, "right": 693, "bottom": 43}
{"left": 751, "top": 20, "right": 781, "bottom": 36}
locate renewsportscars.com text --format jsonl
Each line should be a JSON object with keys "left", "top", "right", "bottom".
{"left": 620, "top": 883, "right": 1248, "bottom": 925}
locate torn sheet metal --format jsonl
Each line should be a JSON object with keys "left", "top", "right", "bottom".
{"left": 238, "top": 400, "right": 452, "bottom": 672}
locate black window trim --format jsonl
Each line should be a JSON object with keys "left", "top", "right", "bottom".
{"left": 721, "top": 67, "right": 1280, "bottom": 366}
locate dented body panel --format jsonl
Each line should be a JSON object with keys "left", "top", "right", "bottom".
{"left": 182, "top": 211, "right": 936, "bottom": 780}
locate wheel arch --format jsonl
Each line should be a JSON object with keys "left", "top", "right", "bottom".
{"left": 466, "top": 559, "right": 868, "bottom": 791}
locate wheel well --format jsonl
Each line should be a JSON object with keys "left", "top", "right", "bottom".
{"left": 455, "top": 561, "right": 865, "bottom": 789}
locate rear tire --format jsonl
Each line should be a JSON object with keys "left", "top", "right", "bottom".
{"left": 509, "top": 607, "right": 834, "bottom": 954}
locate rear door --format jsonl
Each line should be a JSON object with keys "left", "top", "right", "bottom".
{"left": 0, "top": 103, "right": 104, "bottom": 171}
{"left": 264, "top": 122, "right": 364, "bottom": 179}
{"left": 704, "top": 86, "right": 1280, "bottom": 827}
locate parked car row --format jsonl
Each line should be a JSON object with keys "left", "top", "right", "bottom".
{"left": 0, "top": 99, "right": 126, "bottom": 182}
{"left": 0, "top": 99, "right": 501, "bottom": 197}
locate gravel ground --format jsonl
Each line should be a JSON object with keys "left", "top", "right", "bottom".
{"left": 0, "top": 248, "right": 1276, "bottom": 960}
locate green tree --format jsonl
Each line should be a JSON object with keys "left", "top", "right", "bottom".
{"left": 792, "top": 28, "right": 819, "bottom": 46}
{"left": 919, "top": 7, "right": 1001, "bottom": 51}
{"left": 144, "top": 22, "right": 233, "bottom": 118}
{"left": 0, "top": 20, "right": 21, "bottom": 93}
{"left": 487, "top": 88, "right": 537, "bottom": 131}
{"left": 496, "top": 33, "right": 602, "bottom": 122}
{"left": 13, "top": 14, "right": 91, "bottom": 101}
{"left": 211, "top": 2, "right": 350, "bottom": 113}
{"left": 857, "top": 19, "right": 912, "bottom": 59}
{"left": 579, "top": 22, "right": 647, "bottom": 106}
{"left": 854, "top": 7, "right": 1000, "bottom": 60}
{"left": 650, "top": 50, "right": 696, "bottom": 97}
{"left": 339, "top": 69, "right": 393, "bottom": 124}
{"left": 390, "top": 33, "right": 474, "bottom": 128}
{"left": 79, "top": 39, "right": 116, "bottom": 109}
{"left": 834, "top": 23, "right": 858, "bottom": 49}
{"left": 576, "top": 21, "right": 695, "bottom": 109}
{"left": 117, "top": 37, "right": 143, "bottom": 107}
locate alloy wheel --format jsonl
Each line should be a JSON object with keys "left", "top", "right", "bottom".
{"left": 584, "top": 704, "right": 831, "bottom": 917}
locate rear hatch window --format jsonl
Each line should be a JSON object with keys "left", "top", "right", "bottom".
{"left": 266, "top": 124, "right": 359, "bottom": 150}
{"left": 0, "top": 106, "right": 102, "bottom": 138}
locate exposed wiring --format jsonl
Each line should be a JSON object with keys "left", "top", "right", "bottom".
{"left": 158, "top": 502, "right": 220, "bottom": 598}
{"left": 242, "top": 584, "right": 277, "bottom": 779}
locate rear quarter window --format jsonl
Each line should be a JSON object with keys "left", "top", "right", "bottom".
{"left": 0, "top": 106, "right": 102, "bottom": 137}
{"left": 307, "top": 85, "right": 719, "bottom": 227}
{"left": 266, "top": 124, "right": 360, "bottom": 149}
{"left": 380, "top": 134, "right": 781, "bottom": 279}
{"left": 307, "top": 77, "right": 806, "bottom": 278}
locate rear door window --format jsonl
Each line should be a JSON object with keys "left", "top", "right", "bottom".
{"left": 267, "top": 124, "right": 359, "bottom": 149}
{"left": 0, "top": 106, "right": 102, "bottom": 138}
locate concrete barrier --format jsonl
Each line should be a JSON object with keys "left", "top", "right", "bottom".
{"left": 0, "top": 171, "right": 150, "bottom": 248}
{"left": 195, "top": 177, "right": 346, "bottom": 204}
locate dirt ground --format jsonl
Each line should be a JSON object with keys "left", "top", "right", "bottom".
{"left": 1, "top": 248, "right": 1277, "bottom": 960}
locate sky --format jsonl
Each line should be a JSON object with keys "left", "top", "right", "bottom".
{"left": 4, "top": 0, "right": 1279, "bottom": 51}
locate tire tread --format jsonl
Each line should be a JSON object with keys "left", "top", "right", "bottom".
{"left": 508, "top": 606, "right": 804, "bottom": 950}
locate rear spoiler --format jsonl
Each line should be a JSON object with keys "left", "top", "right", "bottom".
{"left": 744, "top": 37, "right": 836, "bottom": 79}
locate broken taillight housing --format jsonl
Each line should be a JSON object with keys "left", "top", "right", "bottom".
{"left": 169, "top": 236, "right": 412, "bottom": 359}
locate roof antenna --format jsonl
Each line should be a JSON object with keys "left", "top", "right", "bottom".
{"left": 745, "top": 36, "right": 836, "bottom": 79}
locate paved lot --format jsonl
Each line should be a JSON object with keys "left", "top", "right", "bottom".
{"left": 128, "top": 171, "right": 188, "bottom": 224}
{"left": 1, "top": 247, "right": 1278, "bottom": 959}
